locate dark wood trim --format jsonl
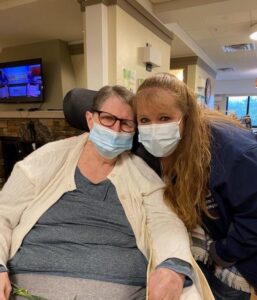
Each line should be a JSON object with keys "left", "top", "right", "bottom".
{"left": 68, "top": 43, "right": 84, "bottom": 55}
{"left": 170, "top": 56, "right": 198, "bottom": 69}
{"left": 78, "top": 0, "right": 173, "bottom": 44}
{"left": 78, "top": 0, "right": 109, "bottom": 8}
{"left": 77, "top": 0, "right": 85, "bottom": 11}
{"left": 183, "top": 67, "right": 188, "bottom": 84}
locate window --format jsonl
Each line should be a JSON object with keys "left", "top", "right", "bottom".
{"left": 226, "top": 96, "right": 257, "bottom": 127}
{"left": 249, "top": 96, "right": 257, "bottom": 126}
{"left": 226, "top": 96, "right": 248, "bottom": 119}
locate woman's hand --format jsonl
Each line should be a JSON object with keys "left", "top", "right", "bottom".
{"left": 148, "top": 268, "right": 185, "bottom": 300}
{"left": 0, "top": 272, "right": 11, "bottom": 300}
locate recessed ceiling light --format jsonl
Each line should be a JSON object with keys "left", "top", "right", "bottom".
{"left": 249, "top": 23, "right": 257, "bottom": 40}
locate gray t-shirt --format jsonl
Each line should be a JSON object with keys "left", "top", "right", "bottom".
{"left": 8, "top": 168, "right": 148, "bottom": 286}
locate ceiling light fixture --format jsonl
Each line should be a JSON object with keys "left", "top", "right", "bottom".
{"left": 249, "top": 23, "right": 257, "bottom": 40}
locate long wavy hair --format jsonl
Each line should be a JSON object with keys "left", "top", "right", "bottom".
{"left": 135, "top": 73, "right": 242, "bottom": 230}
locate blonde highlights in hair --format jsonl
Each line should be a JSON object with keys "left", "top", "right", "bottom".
{"left": 136, "top": 73, "right": 214, "bottom": 230}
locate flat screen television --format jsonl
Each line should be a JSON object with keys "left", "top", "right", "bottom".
{"left": 0, "top": 58, "right": 44, "bottom": 103}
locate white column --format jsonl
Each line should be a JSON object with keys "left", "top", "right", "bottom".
{"left": 83, "top": 3, "right": 108, "bottom": 90}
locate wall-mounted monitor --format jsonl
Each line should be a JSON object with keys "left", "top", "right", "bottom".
{"left": 0, "top": 58, "right": 44, "bottom": 103}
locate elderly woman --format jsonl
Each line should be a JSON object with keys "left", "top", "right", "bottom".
{"left": 0, "top": 85, "right": 212, "bottom": 300}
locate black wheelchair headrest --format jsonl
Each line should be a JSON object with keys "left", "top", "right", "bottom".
{"left": 63, "top": 88, "right": 97, "bottom": 132}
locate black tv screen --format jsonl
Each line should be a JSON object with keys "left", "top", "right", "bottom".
{"left": 0, "top": 58, "right": 44, "bottom": 103}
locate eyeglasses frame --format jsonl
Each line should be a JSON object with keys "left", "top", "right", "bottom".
{"left": 92, "top": 110, "right": 136, "bottom": 133}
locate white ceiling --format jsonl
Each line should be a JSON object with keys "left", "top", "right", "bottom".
{"left": 0, "top": 0, "right": 83, "bottom": 48}
{"left": 152, "top": 0, "right": 257, "bottom": 80}
{"left": 0, "top": 0, "right": 256, "bottom": 80}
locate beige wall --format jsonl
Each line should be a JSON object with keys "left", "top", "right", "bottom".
{"left": 187, "top": 64, "right": 196, "bottom": 91}
{"left": 114, "top": 6, "right": 171, "bottom": 88}
{"left": 59, "top": 41, "right": 76, "bottom": 98}
{"left": 195, "top": 65, "right": 215, "bottom": 108}
{"left": 108, "top": 6, "right": 117, "bottom": 86}
{"left": 185, "top": 63, "right": 215, "bottom": 108}
{"left": 0, "top": 5, "right": 171, "bottom": 110}
{"left": 0, "top": 39, "right": 78, "bottom": 111}
{"left": 71, "top": 54, "right": 85, "bottom": 88}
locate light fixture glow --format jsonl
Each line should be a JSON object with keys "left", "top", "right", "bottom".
{"left": 249, "top": 24, "right": 257, "bottom": 40}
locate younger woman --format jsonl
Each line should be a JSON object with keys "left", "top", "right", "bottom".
{"left": 134, "top": 73, "right": 257, "bottom": 300}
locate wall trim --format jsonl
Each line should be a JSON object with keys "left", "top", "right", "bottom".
{"left": 170, "top": 56, "right": 216, "bottom": 78}
{"left": 78, "top": 0, "right": 173, "bottom": 44}
{"left": 68, "top": 43, "right": 84, "bottom": 55}
{"left": 0, "top": 111, "right": 64, "bottom": 119}
{"left": 170, "top": 56, "right": 198, "bottom": 69}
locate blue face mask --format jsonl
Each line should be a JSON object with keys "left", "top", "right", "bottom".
{"left": 89, "top": 123, "right": 134, "bottom": 159}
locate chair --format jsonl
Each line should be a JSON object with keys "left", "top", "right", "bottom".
{"left": 63, "top": 88, "right": 97, "bottom": 132}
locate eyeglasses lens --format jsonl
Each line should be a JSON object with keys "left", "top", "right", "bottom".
{"left": 98, "top": 111, "right": 135, "bottom": 132}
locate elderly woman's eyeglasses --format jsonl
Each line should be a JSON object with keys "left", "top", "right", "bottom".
{"left": 93, "top": 110, "right": 136, "bottom": 133}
